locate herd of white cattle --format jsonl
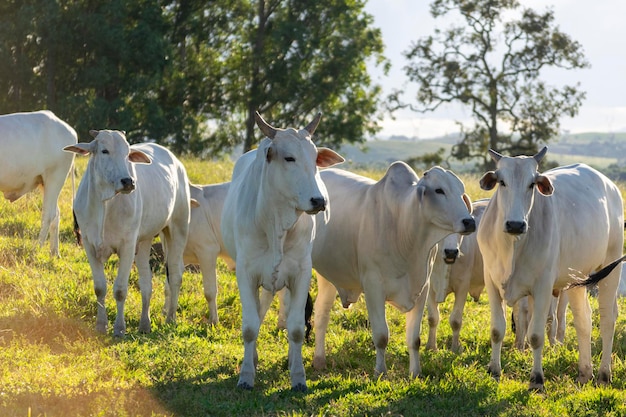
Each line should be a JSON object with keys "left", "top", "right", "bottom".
{"left": 1, "top": 109, "right": 625, "bottom": 393}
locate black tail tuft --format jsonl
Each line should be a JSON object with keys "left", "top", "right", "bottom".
{"left": 567, "top": 254, "right": 626, "bottom": 290}
{"left": 73, "top": 210, "right": 82, "bottom": 246}
{"left": 305, "top": 292, "right": 313, "bottom": 343}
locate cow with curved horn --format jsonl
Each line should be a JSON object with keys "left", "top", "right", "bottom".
{"left": 221, "top": 112, "right": 344, "bottom": 391}
{"left": 477, "top": 146, "right": 623, "bottom": 390}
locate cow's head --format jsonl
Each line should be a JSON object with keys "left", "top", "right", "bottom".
{"left": 255, "top": 112, "right": 344, "bottom": 214}
{"left": 63, "top": 130, "right": 151, "bottom": 201}
{"left": 479, "top": 146, "right": 553, "bottom": 235}
{"left": 416, "top": 166, "right": 476, "bottom": 235}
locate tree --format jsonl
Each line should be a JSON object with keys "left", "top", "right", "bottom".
{"left": 401, "top": 0, "right": 589, "bottom": 168}
{"left": 233, "top": 0, "right": 389, "bottom": 153}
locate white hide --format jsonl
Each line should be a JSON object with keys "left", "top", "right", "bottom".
{"left": 311, "top": 162, "right": 476, "bottom": 378}
{"left": 426, "top": 198, "right": 488, "bottom": 352}
{"left": 65, "top": 131, "right": 191, "bottom": 337}
{"left": 184, "top": 182, "right": 234, "bottom": 325}
{"left": 220, "top": 112, "right": 344, "bottom": 391}
{"left": 0, "top": 110, "right": 77, "bottom": 256}
{"left": 477, "top": 147, "right": 623, "bottom": 390}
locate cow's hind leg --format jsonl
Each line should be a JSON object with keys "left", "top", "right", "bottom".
{"left": 39, "top": 177, "right": 63, "bottom": 257}
{"left": 567, "top": 286, "right": 593, "bottom": 384}
{"left": 197, "top": 247, "right": 220, "bottom": 325}
{"left": 312, "top": 274, "right": 336, "bottom": 370}
{"left": 135, "top": 240, "right": 153, "bottom": 333}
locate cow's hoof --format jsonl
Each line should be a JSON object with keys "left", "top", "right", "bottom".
{"left": 597, "top": 370, "right": 611, "bottom": 385}
{"left": 237, "top": 382, "right": 253, "bottom": 391}
{"left": 487, "top": 366, "right": 501, "bottom": 382}
{"left": 291, "top": 383, "right": 307, "bottom": 393}
{"left": 529, "top": 372, "right": 544, "bottom": 392}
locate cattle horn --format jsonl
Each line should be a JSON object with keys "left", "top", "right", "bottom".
{"left": 533, "top": 146, "right": 548, "bottom": 163}
{"left": 304, "top": 112, "right": 322, "bottom": 135}
{"left": 488, "top": 149, "right": 503, "bottom": 162}
{"left": 254, "top": 111, "right": 277, "bottom": 139}
{"left": 89, "top": 129, "right": 99, "bottom": 138}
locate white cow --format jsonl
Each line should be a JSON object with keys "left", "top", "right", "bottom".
{"left": 221, "top": 112, "right": 344, "bottom": 391}
{"left": 426, "top": 198, "right": 488, "bottom": 352}
{"left": 0, "top": 110, "right": 77, "bottom": 256}
{"left": 184, "top": 182, "right": 234, "bottom": 325}
{"left": 311, "top": 163, "right": 476, "bottom": 378}
{"left": 477, "top": 147, "right": 623, "bottom": 390}
{"left": 64, "top": 130, "right": 191, "bottom": 337}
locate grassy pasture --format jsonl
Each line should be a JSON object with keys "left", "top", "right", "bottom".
{"left": 1, "top": 156, "right": 626, "bottom": 416}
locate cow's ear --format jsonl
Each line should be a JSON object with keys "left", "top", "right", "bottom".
{"left": 265, "top": 144, "right": 274, "bottom": 163}
{"left": 63, "top": 142, "right": 94, "bottom": 156}
{"left": 479, "top": 171, "right": 498, "bottom": 191}
{"left": 463, "top": 193, "right": 472, "bottom": 213}
{"left": 316, "top": 147, "right": 344, "bottom": 168}
{"left": 129, "top": 150, "right": 152, "bottom": 164}
{"left": 536, "top": 174, "right": 553, "bottom": 196}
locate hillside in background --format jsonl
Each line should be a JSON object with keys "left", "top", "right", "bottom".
{"left": 338, "top": 132, "right": 626, "bottom": 174}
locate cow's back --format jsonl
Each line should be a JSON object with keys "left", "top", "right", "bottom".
{"left": 185, "top": 182, "right": 231, "bottom": 265}
{"left": 542, "top": 164, "right": 624, "bottom": 286}
{"left": 0, "top": 110, "right": 76, "bottom": 189}
{"left": 133, "top": 143, "right": 190, "bottom": 241}
{"left": 312, "top": 169, "right": 375, "bottom": 289}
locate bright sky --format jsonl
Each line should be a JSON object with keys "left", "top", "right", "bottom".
{"left": 365, "top": 0, "right": 626, "bottom": 139}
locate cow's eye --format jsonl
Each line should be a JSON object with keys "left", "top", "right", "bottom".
{"left": 102, "top": 149, "right": 109, "bottom": 155}
{"left": 529, "top": 182, "right": 535, "bottom": 189}
{"left": 285, "top": 156, "right": 296, "bottom": 162}
{"left": 435, "top": 188, "right": 445, "bottom": 195}
{"left": 499, "top": 180, "right": 506, "bottom": 187}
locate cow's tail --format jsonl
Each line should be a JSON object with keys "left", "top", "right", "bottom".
{"left": 567, "top": 254, "right": 626, "bottom": 290}
{"left": 305, "top": 292, "right": 313, "bottom": 344}
{"left": 73, "top": 209, "right": 82, "bottom": 246}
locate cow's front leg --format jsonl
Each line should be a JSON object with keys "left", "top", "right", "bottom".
{"left": 485, "top": 275, "right": 506, "bottom": 381}
{"left": 363, "top": 281, "right": 389, "bottom": 376}
{"left": 84, "top": 243, "right": 108, "bottom": 333}
{"left": 113, "top": 246, "right": 136, "bottom": 337}
{"left": 449, "top": 286, "right": 469, "bottom": 353}
{"left": 425, "top": 289, "right": 440, "bottom": 351}
{"left": 286, "top": 274, "right": 311, "bottom": 392}
{"left": 406, "top": 280, "right": 429, "bottom": 377}
{"left": 236, "top": 270, "right": 261, "bottom": 390}
{"left": 527, "top": 293, "right": 552, "bottom": 391}
{"left": 135, "top": 240, "right": 153, "bottom": 333}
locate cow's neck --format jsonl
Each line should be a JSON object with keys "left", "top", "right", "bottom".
{"left": 82, "top": 162, "right": 108, "bottom": 252}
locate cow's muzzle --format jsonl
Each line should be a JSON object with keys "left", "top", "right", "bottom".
{"left": 306, "top": 197, "right": 326, "bottom": 214}
{"left": 443, "top": 248, "right": 459, "bottom": 264}
{"left": 460, "top": 217, "right": 476, "bottom": 235}
{"left": 119, "top": 177, "right": 136, "bottom": 193}
{"left": 505, "top": 220, "right": 526, "bottom": 235}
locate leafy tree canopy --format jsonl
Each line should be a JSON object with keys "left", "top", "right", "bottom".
{"left": 399, "top": 0, "right": 589, "bottom": 169}
{"left": 0, "top": 0, "right": 388, "bottom": 156}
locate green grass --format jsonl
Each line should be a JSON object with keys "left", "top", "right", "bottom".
{"left": 1, "top": 157, "right": 626, "bottom": 416}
